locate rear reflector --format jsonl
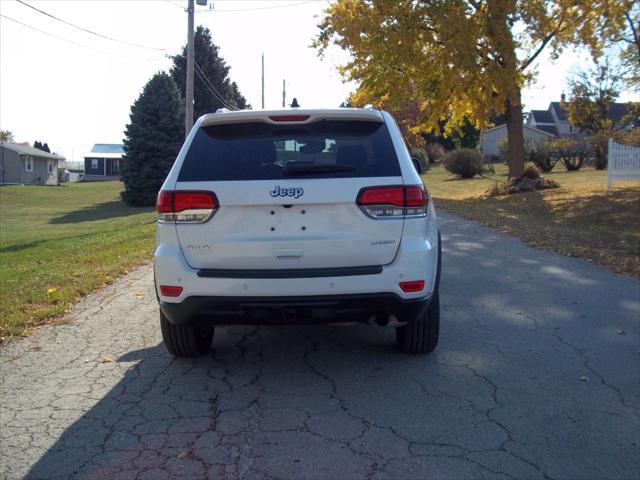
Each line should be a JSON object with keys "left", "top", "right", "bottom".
{"left": 399, "top": 280, "right": 425, "bottom": 293}
{"left": 160, "top": 285, "right": 183, "bottom": 297}
{"left": 268, "top": 115, "right": 310, "bottom": 122}
{"left": 357, "top": 185, "right": 428, "bottom": 218}
{"left": 156, "top": 191, "right": 218, "bottom": 223}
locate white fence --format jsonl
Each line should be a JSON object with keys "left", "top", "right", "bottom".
{"left": 608, "top": 139, "right": 640, "bottom": 187}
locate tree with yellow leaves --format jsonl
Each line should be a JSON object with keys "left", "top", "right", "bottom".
{"left": 315, "top": 0, "right": 631, "bottom": 178}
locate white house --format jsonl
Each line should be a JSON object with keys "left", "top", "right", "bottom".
{"left": 481, "top": 124, "right": 555, "bottom": 158}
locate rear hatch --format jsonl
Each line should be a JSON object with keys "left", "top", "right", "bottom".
{"left": 171, "top": 114, "right": 405, "bottom": 270}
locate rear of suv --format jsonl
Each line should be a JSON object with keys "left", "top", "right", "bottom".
{"left": 154, "top": 108, "right": 441, "bottom": 357}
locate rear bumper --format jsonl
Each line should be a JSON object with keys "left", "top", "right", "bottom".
{"left": 160, "top": 292, "right": 433, "bottom": 326}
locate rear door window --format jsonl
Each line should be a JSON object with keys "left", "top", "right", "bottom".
{"left": 178, "top": 120, "right": 401, "bottom": 181}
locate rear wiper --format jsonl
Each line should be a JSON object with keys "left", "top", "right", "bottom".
{"left": 282, "top": 163, "right": 355, "bottom": 177}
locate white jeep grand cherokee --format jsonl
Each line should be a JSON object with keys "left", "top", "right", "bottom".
{"left": 154, "top": 107, "right": 441, "bottom": 357}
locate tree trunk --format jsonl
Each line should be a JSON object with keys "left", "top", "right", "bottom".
{"left": 505, "top": 88, "right": 525, "bottom": 178}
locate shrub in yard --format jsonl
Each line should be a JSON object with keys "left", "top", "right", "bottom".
{"left": 442, "top": 149, "right": 483, "bottom": 178}
{"left": 546, "top": 138, "right": 589, "bottom": 171}
{"left": 527, "top": 141, "right": 557, "bottom": 172}
{"left": 587, "top": 133, "right": 609, "bottom": 170}
{"left": 121, "top": 72, "right": 185, "bottom": 206}
{"left": 425, "top": 143, "right": 446, "bottom": 164}
{"left": 615, "top": 127, "right": 640, "bottom": 147}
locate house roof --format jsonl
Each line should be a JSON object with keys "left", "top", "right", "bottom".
{"left": 530, "top": 109, "right": 554, "bottom": 123}
{"left": 90, "top": 143, "right": 124, "bottom": 154}
{"left": 550, "top": 101, "right": 631, "bottom": 124}
{"left": 550, "top": 102, "right": 569, "bottom": 121}
{"left": 85, "top": 143, "right": 124, "bottom": 159}
{"left": 607, "top": 103, "right": 632, "bottom": 123}
{"left": 0, "top": 142, "right": 65, "bottom": 160}
{"left": 535, "top": 124, "right": 559, "bottom": 136}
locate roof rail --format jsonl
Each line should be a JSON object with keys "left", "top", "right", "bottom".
{"left": 216, "top": 108, "right": 230, "bottom": 114}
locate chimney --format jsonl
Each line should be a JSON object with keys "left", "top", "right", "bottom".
{"left": 560, "top": 91, "right": 566, "bottom": 102}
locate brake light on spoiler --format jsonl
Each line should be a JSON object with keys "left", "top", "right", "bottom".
{"left": 357, "top": 185, "right": 428, "bottom": 218}
{"left": 268, "top": 115, "right": 310, "bottom": 122}
{"left": 156, "top": 191, "right": 218, "bottom": 223}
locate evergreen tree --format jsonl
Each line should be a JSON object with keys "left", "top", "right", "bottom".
{"left": 33, "top": 141, "right": 42, "bottom": 150}
{"left": 121, "top": 72, "right": 184, "bottom": 206}
{"left": 171, "top": 26, "right": 249, "bottom": 123}
{"left": 42, "top": 142, "right": 51, "bottom": 153}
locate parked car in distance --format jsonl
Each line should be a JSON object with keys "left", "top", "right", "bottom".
{"left": 154, "top": 107, "right": 441, "bottom": 357}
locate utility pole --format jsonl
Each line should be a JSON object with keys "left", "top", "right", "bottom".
{"left": 261, "top": 53, "right": 265, "bottom": 109}
{"left": 185, "top": 0, "right": 195, "bottom": 138}
{"left": 282, "top": 79, "right": 286, "bottom": 108}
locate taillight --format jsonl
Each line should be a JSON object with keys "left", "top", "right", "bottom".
{"left": 156, "top": 191, "right": 218, "bottom": 223}
{"left": 399, "top": 280, "right": 425, "bottom": 293}
{"left": 356, "top": 185, "right": 428, "bottom": 218}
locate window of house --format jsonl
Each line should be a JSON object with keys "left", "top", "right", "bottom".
{"left": 91, "top": 159, "right": 98, "bottom": 169}
{"left": 24, "top": 157, "right": 33, "bottom": 172}
{"left": 112, "top": 159, "right": 120, "bottom": 172}
{"left": 47, "top": 160, "right": 54, "bottom": 173}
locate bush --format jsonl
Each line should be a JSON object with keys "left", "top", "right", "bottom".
{"left": 425, "top": 143, "right": 446, "bottom": 164}
{"left": 587, "top": 133, "right": 608, "bottom": 170}
{"left": 442, "top": 149, "right": 484, "bottom": 178}
{"left": 527, "top": 141, "right": 557, "bottom": 172}
{"left": 615, "top": 127, "right": 640, "bottom": 147}
{"left": 546, "top": 138, "right": 589, "bottom": 171}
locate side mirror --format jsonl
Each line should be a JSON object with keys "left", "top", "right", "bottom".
{"left": 411, "top": 157, "right": 423, "bottom": 174}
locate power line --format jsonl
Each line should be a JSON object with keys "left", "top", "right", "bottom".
{"left": 0, "top": 14, "right": 165, "bottom": 61}
{"left": 193, "top": 0, "right": 318, "bottom": 13}
{"left": 194, "top": 62, "right": 237, "bottom": 110}
{"left": 194, "top": 67, "right": 229, "bottom": 109}
{"left": 194, "top": 67, "right": 236, "bottom": 111}
{"left": 16, "top": 0, "right": 167, "bottom": 51}
{"left": 163, "top": 0, "right": 185, "bottom": 10}
{"left": 194, "top": 67, "right": 237, "bottom": 111}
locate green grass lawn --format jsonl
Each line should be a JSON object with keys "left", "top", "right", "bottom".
{"left": 423, "top": 163, "right": 640, "bottom": 277}
{"left": 0, "top": 182, "right": 156, "bottom": 340}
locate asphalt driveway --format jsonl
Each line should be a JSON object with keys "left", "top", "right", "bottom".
{"left": 1, "top": 211, "right": 638, "bottom": 479}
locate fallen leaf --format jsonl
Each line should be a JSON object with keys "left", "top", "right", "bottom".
{"left": 101, "top": 356, "right": 114, "bottom": 363}
{"left": 178, "top": 450, "right": 193, "bottom": 460}
{"left": 47, "top": 288, "right": 57, "bottom": 295}
{"left": 135, "top": 291, "right": 145, "bottom": 297}
{"left": 579, "top": 376, "right": 590, "bottom": 382}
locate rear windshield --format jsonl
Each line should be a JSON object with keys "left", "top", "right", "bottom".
{"left": 178, "top": 120, "right": 401, "bottom": 181}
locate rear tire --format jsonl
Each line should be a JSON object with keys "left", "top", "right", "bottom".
{"left": 160, "top": 310, "right": 214, "bottom": 357}
{"left": 396, "top": 291, "right": 439, "bottom": 354}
